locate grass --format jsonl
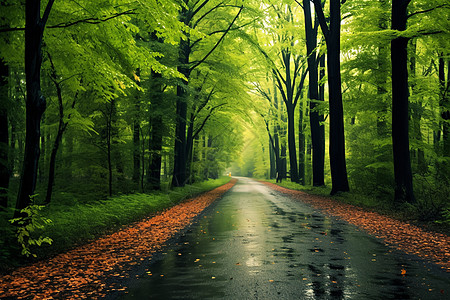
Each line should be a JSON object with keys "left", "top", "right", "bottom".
{"left": 0, "top": 177, "right": 231, "bottom": 272}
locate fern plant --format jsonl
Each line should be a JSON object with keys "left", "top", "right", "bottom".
{"left": 9, "top": 195, "right": 53, "bottom": 258}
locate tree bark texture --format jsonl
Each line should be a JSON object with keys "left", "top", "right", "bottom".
{"left": 16, "top": 0, "right": 54, "bottom": 216}
{"left": 147, "top": 72, "right": 164, "bottom": 190}
{"left": 313, "top": 0, "right": 349, "bottom": 194}
{"left": 132, "top": 70, "right": 141, "bottom": 184}
{"left": 298, "top": 99, "right": 306, "bottom": 185}
{"left": 171, "top": 37, "right": 190, "bottom": 187}
{"left": 391, "top": 0, "right": 415, "bottom": 203}
{"left": 0, "top": 59, "right": 9, "bottom": 209}
{"left": 304, "top": 0, "right": 325, "bottom": 187}
{"left": 286, "top": 104, "right": 299, "bottom": 183}
{"left": 439, "top": 56, "right": 450, "bottom": 157}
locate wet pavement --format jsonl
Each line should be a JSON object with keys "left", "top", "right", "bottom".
{"left": 107, "top": 177, "right": 450, "bottom": 299}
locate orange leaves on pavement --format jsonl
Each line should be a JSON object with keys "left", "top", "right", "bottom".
{"left": 263, "top": 181, "right": 450, "bottom": 272}
{"left": 0, "top": 179, "right": 236, "bottom": 299}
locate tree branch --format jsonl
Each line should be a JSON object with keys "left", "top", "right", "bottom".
{"left": 253, "top": 83, "right": 272, "bottom": 103}
{"left": 191, "top": 0, "right": 211, "bottom": 20}
{"left": 273, "top": 69, "right": 288, "bottom": 105}
{"left": 189, "top": 6, "right": 243, "bottom": 71}
{"left": 294, "top": 0, "right": 304, "bottom": 9}
{"left": 47, "top": 9, "right": 135, "bottom": 29}
{"left": 407, "top": 4, "right": 448, "bottom": 19}
{"left": 261, "top": 113, "right": 277, "bottom": 154}
{"left": 312, "top": 0, "right": 330, "bottom": 42}
{"left": 191, "top": 20, "right": 254, "bottom": 48}
{"left": 293, "top": 66, "right": 309, "bottom": 107}
{"left": 193, "top": 103, "right": 226, "bottom": 138}
{"left": 41, "top": 0, "right": 56, "bottom": 27}
{"left": 193, "top": 1, "right": 224, "bottom": 28}
{"left": 0, "top": 27, "right": 25, "bottom": 33}
{"left": 195, "top": 87, "right": 215, "bottom": 117}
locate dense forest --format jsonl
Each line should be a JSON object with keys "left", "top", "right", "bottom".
{"left": 0, "top": 0, "right": 449, "bottom": 263}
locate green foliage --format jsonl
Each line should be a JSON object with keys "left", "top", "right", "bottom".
{"left": 9, "top": 196, "right": 53, "bottom": 258}
{"left": 31, "top": 177, "right": 230, "bottom": 256}
{"left": 439, "top": 208, "right": 450, "bottom": 225}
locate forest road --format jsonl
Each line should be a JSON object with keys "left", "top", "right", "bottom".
{"left": 107, "top": 177, "right": 450, "bottom": 300}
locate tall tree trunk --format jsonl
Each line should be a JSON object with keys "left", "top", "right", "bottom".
{"left": 45, "top": 61, "right": 67, "bottom": 204}
{"left": 132, "top": 120, "right": 140, "bottom": 183}
{"left": 148, "top": 72, "right": 164, "bottom": 190}
{"left": 106, "top": 100, "right": 114, "bottom": 197}
{"left": 9, "top": 123, "right": 16, "bottom": 181}
{"left": 45, "top": 123, "right": 64, "bottom": 204}
{"left": 318, "top": 53, "right": 326, "bottom": 177}
{"left": 132, "top": 70, "right": 141, "bottom": 184}
{"left": 16, "top": 0, "right": 54, "bottom": 217}
{"left": 286, "top": 105, "right": 299, "bottom": 183}
{"left": 172, "top": 36, "right": 190, "bottom": 187}
{"left": 306, "top": 137, "right": 312, "bottom": 185}
{"left": 0, "top": 59, "right": 9, "bottom": 209}
{"left": 269, "top": 135, "right": 276, "bottom": 179}
{"left": 298, "top": 98, "right": 306, "bottom": 185}
{"left": 439, "top": 56, "right": 450, "bottom": 157}
{"left": 65, "top": 131, "right": 73, "bottom": 181}
{"left": 185, "top": 112, "right": 195, "bottom": 184}
{"left": 304, "top": 0, "right": 325, "bottom": 187}
{"left": 313, "top": 0, "right": 349, "bottom": 194}
{"left": 391, "top": 0, "right": 415, "bottom": 203}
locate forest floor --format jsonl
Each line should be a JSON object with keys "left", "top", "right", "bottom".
{"left": 0, "top": 179, "right": 237, "bottom": 299}
{"left": 261, "top": 181, "right": 450, "bottom": 272}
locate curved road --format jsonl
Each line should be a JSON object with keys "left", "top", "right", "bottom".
{"left": 109, "top": 177, "right": 450, "bottom": 299}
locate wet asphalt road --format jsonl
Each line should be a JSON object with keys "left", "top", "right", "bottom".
{"left": 109, "top": 177, "right": 450, "bottom": 299}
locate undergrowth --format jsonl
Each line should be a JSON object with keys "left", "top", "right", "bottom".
{"left": 0, "top": 177, "right": 230, "bottom": 273}
{"left": 265, "top": 178, "right": 450, "bottom": 234}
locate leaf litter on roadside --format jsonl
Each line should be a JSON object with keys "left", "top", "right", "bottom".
{"left": 263, "top": 181, "right": 450, "bottom": 272}
{"left": 0, "top": 179, "right": 237, "bottom": 299}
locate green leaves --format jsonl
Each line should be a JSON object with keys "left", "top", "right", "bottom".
{"left": 9, "top": 196, "right": 53, "bottom": 258}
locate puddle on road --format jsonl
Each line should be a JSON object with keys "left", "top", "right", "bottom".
{"left": 107, "top": 179, "right": 450, "bottom": 299}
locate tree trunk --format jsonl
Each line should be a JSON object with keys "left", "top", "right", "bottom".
{"left": 304, "top": 0, "right": 325, "bottom": 187}
{"left": 147, "top": 71, "right": 164, "bottom": 191}
{"left": 65, "top": 131, "right": 73, "bottom": 181}
{"left": 132, "top": 120, "right": 140, "bottom": 183}
{"left": 286, "top": 105, "right": 299, "bottom": 183}
{"left": 439, "top": 56, "right": 450, "bottom": 157}
{"left": 9, "top": 123, "right": 16, "bottom": 181}
{"left": 0, "top": 59, "right": 9, "bottom": 209}
{"left": 318, "top": 53, "right": 326, "bottom": 178}
{"left": 45, "top": 63, "right": 67, "bottom": 204}
{"left": 106, "top": 101, "right": 114, "bottom": 197}
{"left": 391, "top": 0, "right": 415, "bottom": 203}
{"left": 298, "top": 99, "right": 306, "bottom": 185}
{"left": 172, "top": 37, "right": 190, "bottom": 187}
{"left": 315, "top": 0, "right": 349, "bottom": 194}
{"left": 269, "top": 135, "right": 276, "bottom": 179}
{"left": 306, "top": 137, "right": 312, "bottom": 185}
{"left": 45, "top": 123, "right": 64, "bottom": 204}
{"left": 16, "top": 0, "right": 53, "bottom": 217}
{"left": 185, "top": 112, "right": 195, "bottom": 184}
{"left": 132, "top": 70, "right": 141, "bottom": 184}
